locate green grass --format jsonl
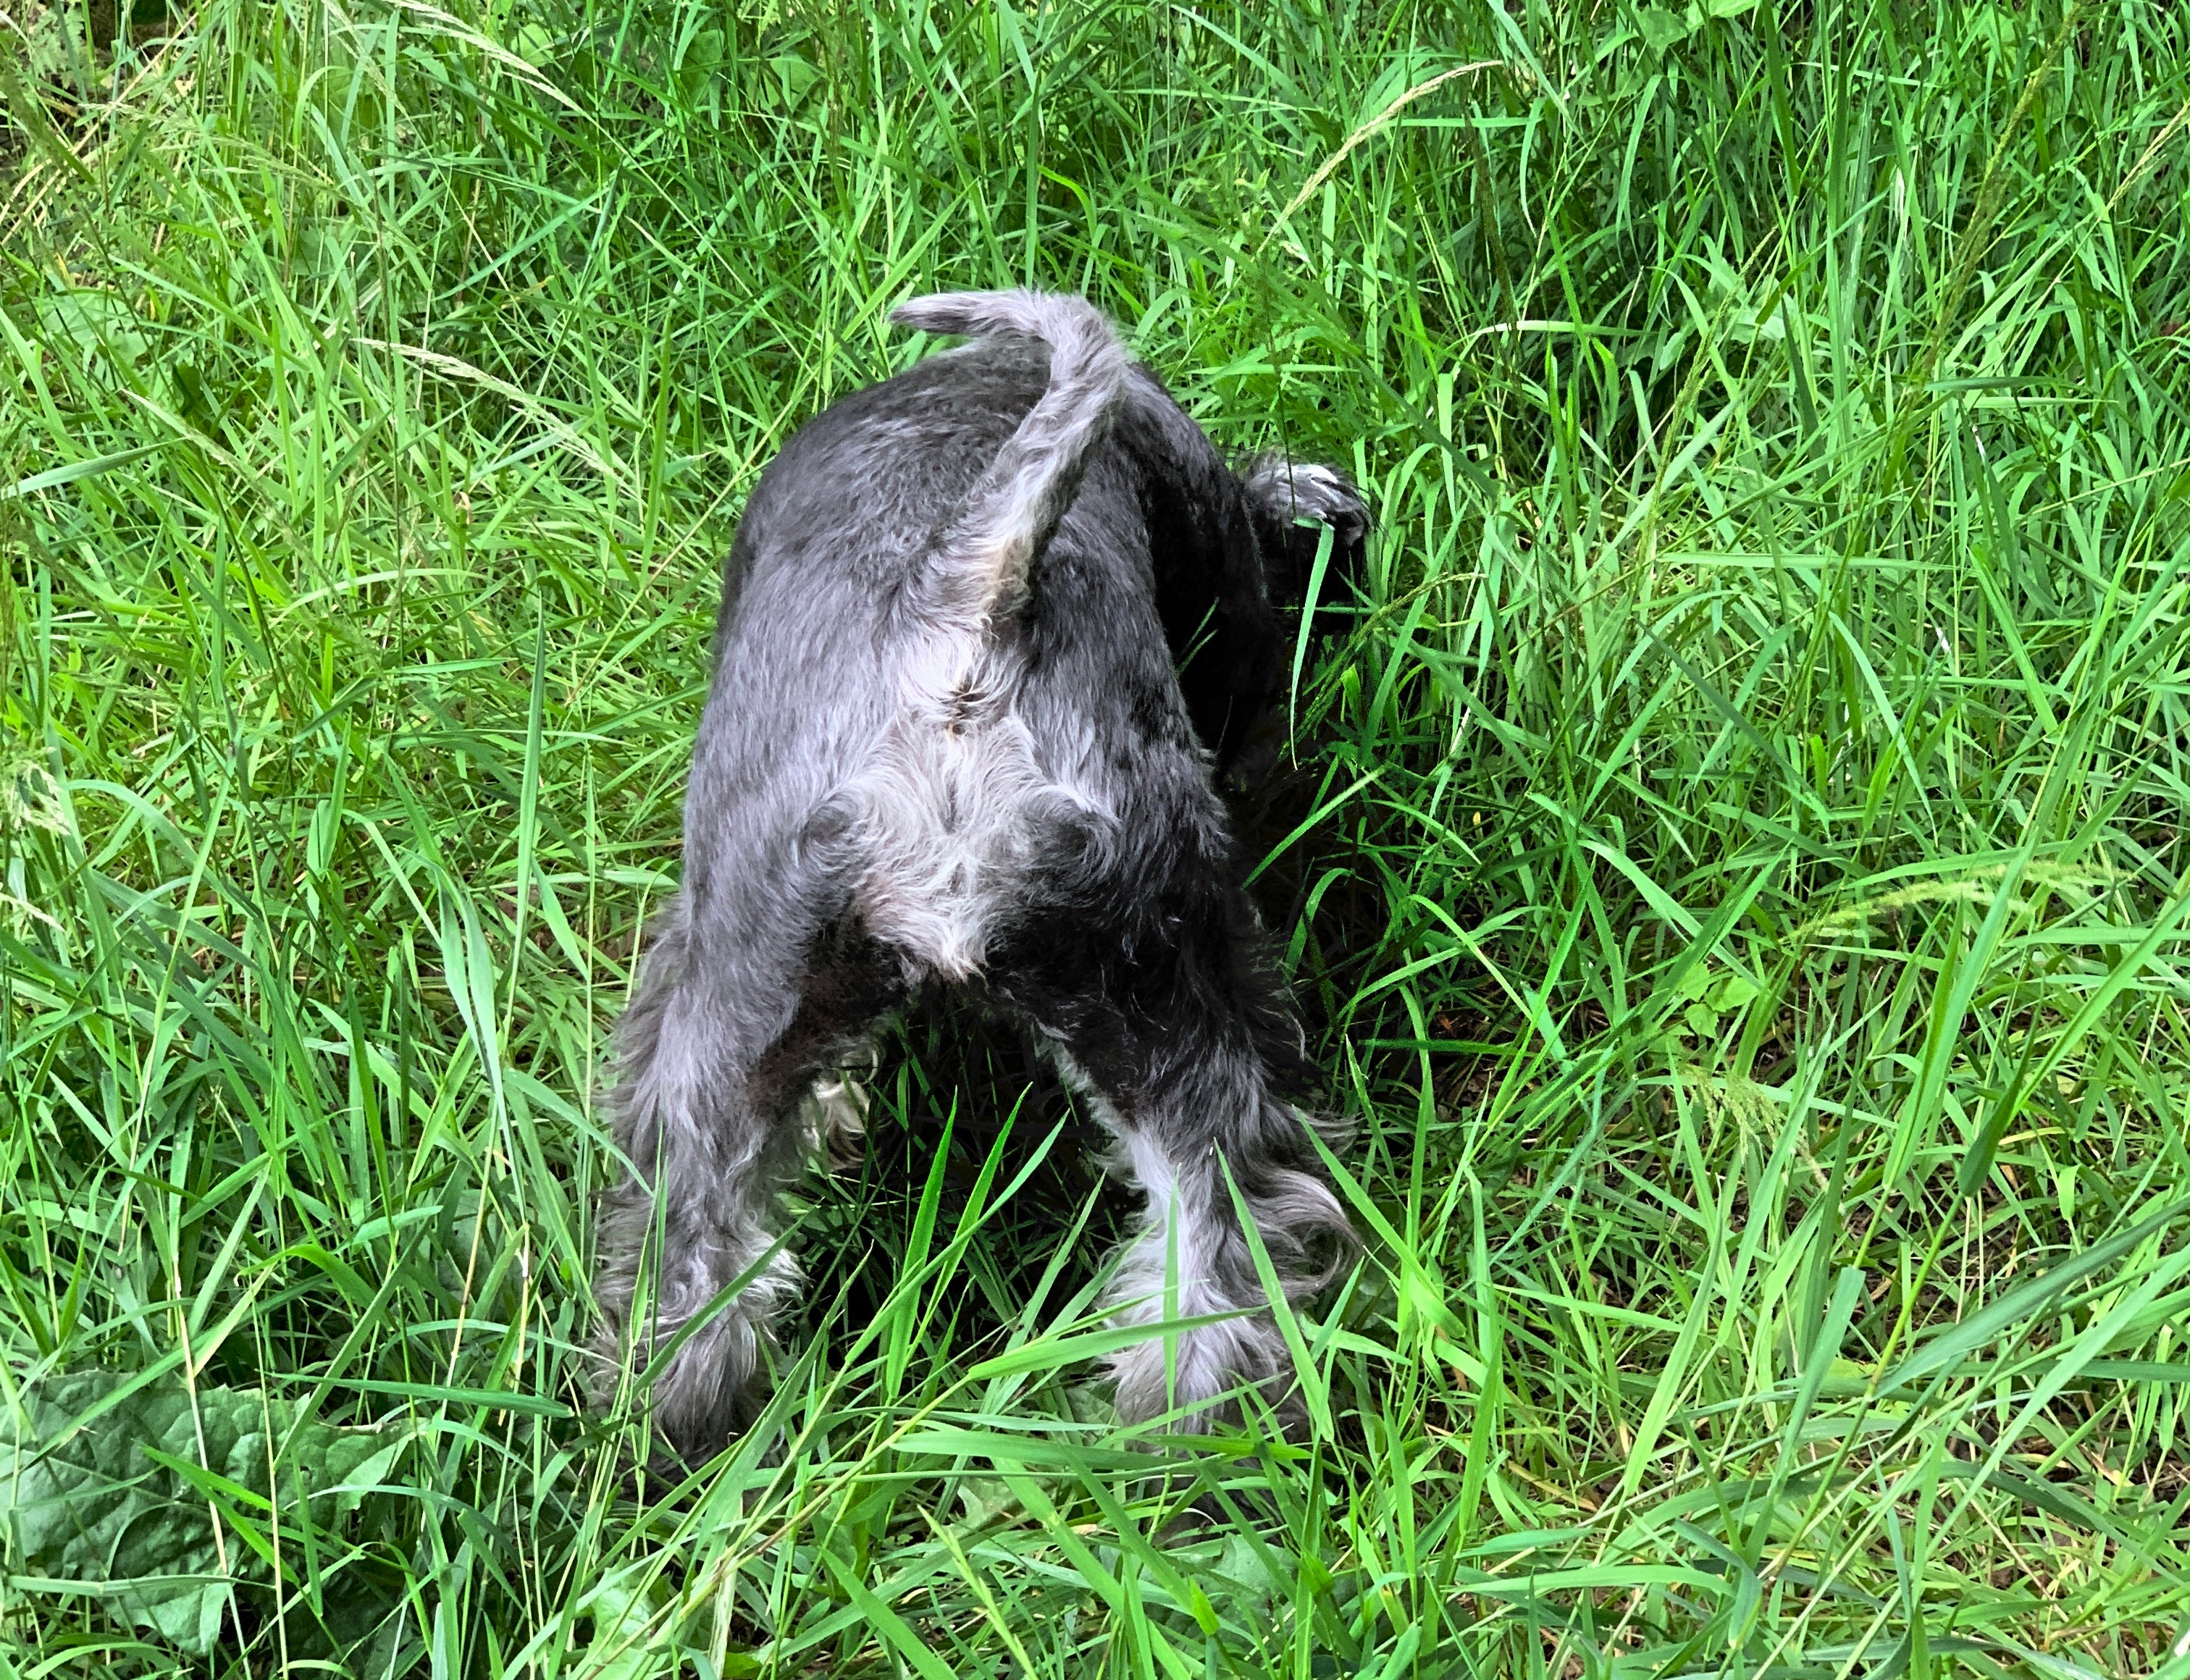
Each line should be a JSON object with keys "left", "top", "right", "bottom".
{"left": 7, "top": 0, "right": 2190, "bottom": 1673}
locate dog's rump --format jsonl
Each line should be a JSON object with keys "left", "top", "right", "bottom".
{"left": 889, "top": 290, "right": 1127, "bottom": 631}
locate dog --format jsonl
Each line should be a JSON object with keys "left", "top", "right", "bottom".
{"left": 592, "top": 290, "right": 1369, "bottom": 1458}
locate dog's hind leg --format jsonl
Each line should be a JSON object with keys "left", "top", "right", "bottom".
{"left": 999, "top": 887, "right": 1354, "bottom": 1435}
{"left": 592, "top": 895, "right": 894, "bottom": 1458}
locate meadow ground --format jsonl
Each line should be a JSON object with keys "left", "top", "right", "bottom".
{"left": 6, "top": 1, "right": 2190, "bottom": 1674}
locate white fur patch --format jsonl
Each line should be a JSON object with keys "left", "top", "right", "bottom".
{"left": 1110, "top": 1134, "right": 1225, "bottom": 1316}
{"left": 799, "top": 1066, "right": 871, "bottom": 1166}
{"left": 847, "top": 631, "right": 1107, "bottom": 980}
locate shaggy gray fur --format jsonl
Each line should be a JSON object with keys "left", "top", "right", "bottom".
{"left": 593, "top": 290, "right": 1365, "bottom": 1457}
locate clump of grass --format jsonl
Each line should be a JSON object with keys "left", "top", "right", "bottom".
{"left": 5, "top": 0, "right": 2190, "bottom": 1673}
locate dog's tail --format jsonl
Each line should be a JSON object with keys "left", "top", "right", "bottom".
{"left": 890, "top": 290, "right": 1127, "bottom": 628}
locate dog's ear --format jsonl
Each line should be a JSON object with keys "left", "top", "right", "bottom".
{"left": 1240, "top": 456, "right": 1370, "bottom": 637}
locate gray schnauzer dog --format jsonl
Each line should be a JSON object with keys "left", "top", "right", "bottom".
{"left": 594, "top": 290, "right": 1369, "bottom": 1457}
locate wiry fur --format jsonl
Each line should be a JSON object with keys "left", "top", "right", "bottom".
{"left": 592, "top": 290, "right": 1369, "bottom": 1459}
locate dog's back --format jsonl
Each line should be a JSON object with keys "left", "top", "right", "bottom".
{"left": 689, "top": 297, "right": 1271, "bottom": 979}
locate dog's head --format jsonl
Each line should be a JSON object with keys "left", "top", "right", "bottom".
{"left": 1241, "top": 455, "right": 1371, "bottom": 642}
{"left": 1197, "top": 456, "right": 1372, "bottom": 800}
